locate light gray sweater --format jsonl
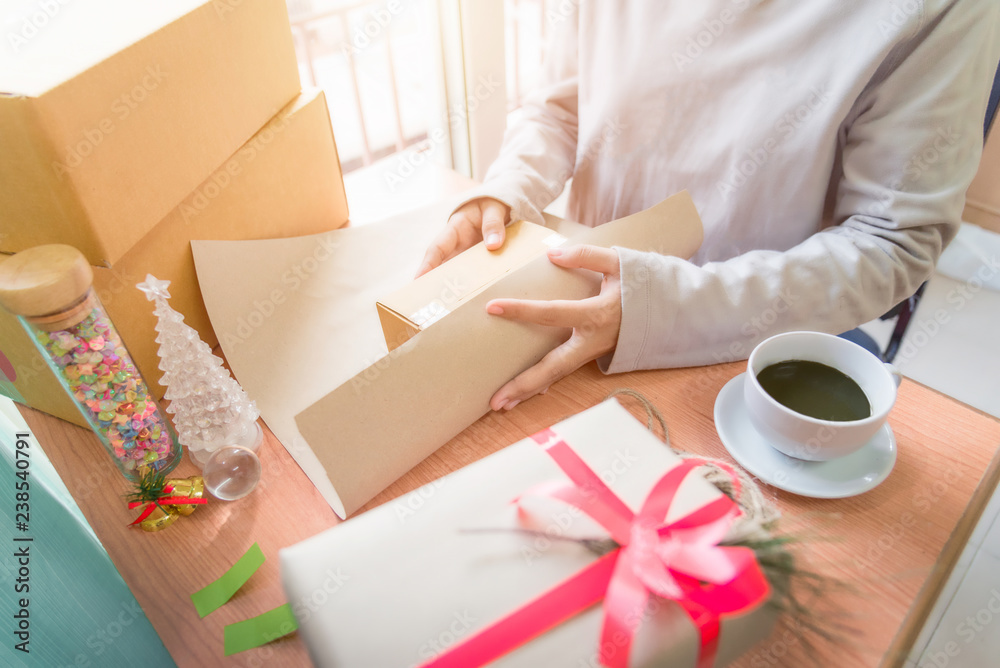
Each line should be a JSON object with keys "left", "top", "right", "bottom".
{"left": 469, "top": 0, "right": 1000, "bottom": 371}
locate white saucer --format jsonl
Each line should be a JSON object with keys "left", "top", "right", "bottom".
{"left": 713, "top": 373, "right": 897, "bottom": 499}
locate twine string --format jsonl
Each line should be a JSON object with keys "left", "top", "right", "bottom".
{"left": 604, "top": 388, "right": 780, "bottom": 542}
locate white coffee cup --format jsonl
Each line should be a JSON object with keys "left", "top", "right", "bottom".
{"left": 743, "top": 331, "right": 902, "bottom": 461}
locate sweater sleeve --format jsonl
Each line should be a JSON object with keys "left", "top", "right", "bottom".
{"left": 602, "top": 0, "right": 1000, "bottom": 372}
{"left": 457, "top": 6, "right": 580, "bottom": 225}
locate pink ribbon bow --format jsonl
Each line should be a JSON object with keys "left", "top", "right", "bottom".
{"left": 419, "top": 428, "right": 770, "bottom": 668}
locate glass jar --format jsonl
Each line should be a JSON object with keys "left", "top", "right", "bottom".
{"left": 0, "top": 245, "right": 181, "bottom": 480}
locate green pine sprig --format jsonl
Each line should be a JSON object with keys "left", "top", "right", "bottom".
{"left": 125, "top": 467, "right": 170, "bottom": 509}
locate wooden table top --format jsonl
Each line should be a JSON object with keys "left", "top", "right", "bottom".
{"left": 18, "top": 359, "right": 1000, "bottom": 668}
{"left": 17, "top": 161, "right": 1000, "bottom": 667}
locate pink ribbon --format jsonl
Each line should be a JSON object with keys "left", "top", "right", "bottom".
{"left": 419, "top": 428, "right": 770, "bottom": 668}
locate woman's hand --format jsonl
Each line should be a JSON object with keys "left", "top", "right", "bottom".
{"left": 415, "top": 198, "right": 511, "bottom": 277}
{"left": 486, "top": 245, "right": 622, "bottom": 411}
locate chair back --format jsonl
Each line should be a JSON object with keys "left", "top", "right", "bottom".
{"left": 986, "top": 60, "right": 1000, "bottom": 139}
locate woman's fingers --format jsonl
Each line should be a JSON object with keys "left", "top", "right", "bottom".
{"left": 490, "top": 335, "right": 595, "bottom": 410}
{"left": 485, "top": 246, "right": 623, "bottom": 411}
{"left": 416, "top": 223, "right": 459, "bottom": 278}
{"left": 485, "top": 296, "right": 607, "bottom": 329}
{"left": 547, "top": 245, "right": 620, "bottom": 275}
{"left": 481, "top": 199, "right": 509, "bottom": 250}
{"left": 415, "top": 199, "right": 510, "bottom": 277}
{"left": 415, "top": 208, "right": 477, "bottom": 277}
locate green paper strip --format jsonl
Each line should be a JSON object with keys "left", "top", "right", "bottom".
{"left": 191, "top": 542, "right": 266, "bottom": 618}
{"left": 224, "top": 603, "right": 298, "bottom": 656}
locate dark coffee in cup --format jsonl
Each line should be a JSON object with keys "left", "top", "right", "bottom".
{"left": 756, "top": 360, "right": 871, "bottom": 422}
{"left": 744, "top": 332, "right": 901, "bottom": 461}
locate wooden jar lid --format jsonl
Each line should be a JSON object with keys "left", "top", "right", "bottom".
{"left": 0, "top": 244, "right": 94, "bottom": 317}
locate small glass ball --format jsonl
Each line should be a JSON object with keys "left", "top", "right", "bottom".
{"left": 203, "top": 446, "right": 261, "bottom": 501}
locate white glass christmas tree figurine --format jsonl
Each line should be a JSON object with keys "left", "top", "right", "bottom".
{"left": 137, "top": 274, "right": 262, "bottom": 468}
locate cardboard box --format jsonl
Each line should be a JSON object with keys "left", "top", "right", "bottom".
{"left": 0, "top": 0, "right": 301, "bottom": 266}
{"left": 376, "top": 221, "right": 569, "bottom": 350}
{"left": 281, "top": 400, "right": 774, "bottom": 667}
{"left": 0, "top": 89, "right": 349, "bottom": 424}
{"left": 290, "top": 192, "right": 703, "bottom": 517}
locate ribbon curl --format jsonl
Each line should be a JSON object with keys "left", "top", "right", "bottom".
{"left": 419, "top": 428, "right": 769, "bottom": 668}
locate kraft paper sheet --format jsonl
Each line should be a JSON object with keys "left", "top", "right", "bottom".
{"left": 193, "top": 193, "right": 701, "bottom": 517}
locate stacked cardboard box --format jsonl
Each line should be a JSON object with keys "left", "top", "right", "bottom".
{"left": 0, "top": 0, "right": 349, "bottom": 425}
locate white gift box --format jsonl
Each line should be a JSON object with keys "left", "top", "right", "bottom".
{"left": 280, "top": 400, "right": 775, "bottom": 667}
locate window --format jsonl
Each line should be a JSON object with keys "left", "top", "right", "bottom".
{"left": 288, "top": 0, "right": 549, "bottom": 181}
